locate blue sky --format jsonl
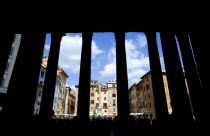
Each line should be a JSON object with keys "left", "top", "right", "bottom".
{"left": 43, "top": 32, "right": 165, "bottom": 91}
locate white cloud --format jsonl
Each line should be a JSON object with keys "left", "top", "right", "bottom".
{"left": 128, "top": 69, "right": 147, "bottom": 80}
{"left": 94, "top": 60, "right": 101, "bottom": 69}
{"left": 107, "top": 47, "right": 116, "bottom": 62}
{"left": 160, "top": 56, "right": 165, "bottom": 70}
{"left": 92, "top": 41, "right": 103, "bottom": 59}
{"left": 58, "top": 35, "right": 103, "bottom": 74}
{"left": 125, "top": 39, "right": 140, "bottom": 58}
{"left": 70, "top": 85, "right": 76, "bottom": 92}
{"left": 127, "top": 57, "right": 150, "bottom": 70}
{"left": 100, "top": 47, "right": 116, "bottom": 78}
{"left": 66, "top": 83, "right": 70, "bottom": 87}
{"left": 99, "top": 60, "right": 116, "bottom": 78}
{"left": 99, "top": 33, "right": 149, "bottom": 87}
{"left": 44, "top": 44, "right": 50, "bottom": 50}
{"left": 136, "top": 34, "right": 147, "bottom": 48}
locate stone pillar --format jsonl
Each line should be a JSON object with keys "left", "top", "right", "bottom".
{"left": 3, "top": 33, "right": 46, "bottom": 121}
{"left": 77, "top": 32, "right": 92, "bottom": 120}
{"left": 176, "top": 32, "right": 206, "bottom": 124}
{"left": 160, "top": 32, "right": 194, "bottom": 129}
{"left": 145, "top": 32, "right": 169, "bottom": 122}
{"left": 189, "top": 32, "right": 210, "bottom": 110}
{"left": 0, "top": 33, "right": 14, "bottom": 86}
{"left": 115, "top": 32, "right": 130, "bottom": 135}
{"left": 39, "top": 33, "right": 65, "bottom": 119}
{"left": 76, "top": 32, "right": 92, "bottom": 135}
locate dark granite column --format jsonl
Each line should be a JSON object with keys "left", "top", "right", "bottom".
{"left": 39, "top": 33, "right": 65, "bottom": 119}
{"left": 188, "top": 32, "right": 210, "bottom": 132}
{"left": 77, "top": 32, "right": 92, "bottom": 119}
{"left": 76, "top": 32, "right": 92, "bottom": 135}
{"left": 115, "top": 32, "right": 130, "bottom": 136}
{"left": 160, "top": 32, "right": 194, "bottom": 129}
{"left": 145, "top": 32, "right": 169, "bottom": 122}
{"left": 0, "top": 33, "right": 14, "bottom": 85}
{"left": 176, "top": 32, "right": 207, "bottom": 124}
{"left": 3, "top": 33, "right": 46, "bottom": 121}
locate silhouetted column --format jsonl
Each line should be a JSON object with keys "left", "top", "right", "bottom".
{"left": 176, "top": 32, "right": 207, "bottom": 124}
{"left": 39, "top": 33, "right": 65, "bottom": 119}
{"left": 189, "top": 32, "right": 210, "bottom": 114}
{"left": 145, "top": 32, "right": 169, "bottom": 122}
{"left": 160, "top": 32, "right": 194, "bottom": 126}
{"left": 188, "top": 32, "right": 210, "bottom": 132}
{"left": 75, "top": 32, "right": 92, "bottom": 135}
{"left": 77, "top": 32, "right": 92, "bottom": 120}
{"left": 3, "top": 33, "right": 46, "bottom": 121}
{"left": 0, "top": 33, "right": 14, "bottom": 85}
{"left": 115, "top": 32, "right": 130, "bottom": 136}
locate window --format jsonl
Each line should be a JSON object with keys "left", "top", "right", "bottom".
{"left": 104, "top": 97, "right": 106, "bottom": 100}
{"left": 145, "top": 95, "right": 146, "bottom": 99}
{"left": 41, "top": 71, "right": 44, "bottom": 78}
{"left": 150, "top": 114, "right": 153, "bottom": 119}
{"left": 113, "top": 108, "right": 116, "bottom": 112}
{"left": 146, "top": 84, "right": 150, "bottom": 90}
{"left": 10, "top": 47, "right": 14, "bottom": 56}
{"left": 104, "top": 91, "right": 106, "bottom": 94}
{"left": 91, "top": 100, "right": 94, "bottom": 104}
{"left": 91, "top": 107, "right": 93, "bottom": 110}
{"left": 112, "top": 94, "right": 116, "bottom": 97}
{"left": 148, "top": 93, "right": 150, "bottom": 98}
{"left": 92, "top": 88, "right": 94, "bottom": 92}
{"left": 5, "top": 62, "right": 10, "bottom": 72}
{"left": 149, "top": 103, "right": 152, "bottom": 108}
{"left": 96, "top": 103, "right": 99, "bottom": 107}
{"left": 97, "top": 97, "right": 99, "bottom": 100}
{"left": 103, "top": 103, "right": 107, "bottom": 108}
{"left": 113, "top": 99, "right": 116, "bottom": 106}
{"left": 91, "top": 93, "right": 94, "bottom": 97}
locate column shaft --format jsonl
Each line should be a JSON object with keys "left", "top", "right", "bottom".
{"left": 160, "top": 32, "right": 193, "bottom": 123}
{"left": 0, "top": 33, "right": 14, "bottom": 85}
{"left": 39, "top": 33, "right": 64, "bottom": 119}
{"left": 3, "top": 33, "right": 46, "bottom": 121}
{"left": 76, "top": 32, "right": 92, "bottom": 120}
{"left": 145, "top": 32, "right": 169, "bottom": 121}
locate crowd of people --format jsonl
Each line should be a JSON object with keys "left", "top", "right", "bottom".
{"left": 0, "top": 110, "right": 200, "bottom": 136}
{"left": 26, "top": 113, "right": 157, "bottom": 136}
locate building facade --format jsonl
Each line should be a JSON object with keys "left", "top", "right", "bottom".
{"left": 75, "top": 80, "right": 117, "bottom": 116}
{"left": 0, "top": 34, "right": 21, "bottom": 111}
{"left": 54, "top": 66, "right": 69, "bottom": 114}
{"left": 33, "top": 64, "right": 46, "bottom": 114}
{"left": 33, "top": 58, "right": 70, "bottom": 115}
{"left": 128, "top": 71, "right": 172, "bottom": 119}
{"left": 66, "top": 87, "right": 76, "bottom": 114}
